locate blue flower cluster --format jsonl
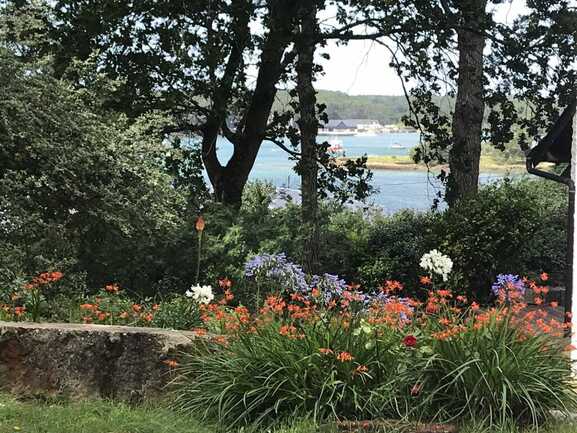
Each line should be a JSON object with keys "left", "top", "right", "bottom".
{"left": 491, "top": 274, "right": 526, "bottom": 297}
{"left": 244, "top": 253, "right": 412, "bottom": 316}
{"left": 244, "top": 253, "right": 308, "bottom": 292}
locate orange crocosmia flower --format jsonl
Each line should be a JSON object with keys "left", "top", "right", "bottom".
{"left": 456, "top": 295, "right": 467, "bottom": 303}
{"left": 311, "top": 288, "right": 321, "bottom": 298}
{"left": 290, "top": 292, "right": 304, "bottom": 302}
{"left": 132, "top": 304, "right": 142, "bottom": 313}
{"left": 550, "top": 301, "right": 559, "bottom": 308}
{"left": 83, "top": 316, "right": 93, "bottom": 323}
{"left": 436, "top": 290, "right": 452, "bottom": 298}
{"left": 470, "top": 302, "right": 480, "bottom": 311}
{"left": 336, "top": 352, "right": 354, "bottom": 362}
{"left": 152, "top": 304, "right": 160, "bottom": 311}
{"left": 143, "top": 313, "right": 154, "bottom": 322}
{"left": 80, "top": 303, "right": 95, "bottom": 311}
{"left": 193, "top": 328, "right": 208, "bottom": 337}
{"left": 534, "top": 297, "right": 543, "bottom": 305}
{"left": 419, "top": 276, "right": 432, "bottom": 285}
{"left": 97, "top": 312, "right": 108, "bottom": 321}
{"left": 540, "top": 272, "right": 549, "bottom": 282}
{"left": 319, "top": 348, "right": 333, "bottom": 355}
{"left": 438, "top": 318, "right": 451, "bottom": 326}
{"left": 353, "top": 365, "right": 369, "bottom": 375}
{"left": 382, "top": 280, "right": 403, "bottom": 294}
{"left": 212, "top": 335, "right": 228, "bottom": 346}
{"left": 14, "top": 306, "right": 26, "bottom": 316}
{"left": 105, "top": 283, "right": 120, "bottom": 294}
{"left": 118, "top": 311, "right": 129, "bottom": 319}
{"left": 163, "top": 359, "right": 178, "bottom": 368}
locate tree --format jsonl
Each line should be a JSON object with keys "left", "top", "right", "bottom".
{"left": 354, "top": 0, "right": 576, "bottom": 205}
{"left": 0, "top": 50, "right": 188, "bottom": 291}
{"left": 294, "top": 1, "right": 321, "bottom": 273}
{"left": 445, "top": 0, "right": 488, "bottom": 205}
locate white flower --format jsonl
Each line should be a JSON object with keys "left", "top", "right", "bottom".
{"left": 419, "top": 249, "right": 453, "bottom": 282}
{"left": 185, "top": 285, "right": 214, "bottom": 304}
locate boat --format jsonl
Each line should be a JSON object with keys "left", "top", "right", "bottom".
{"left": 318, "top": 130, "right": 356, "bottom": 136}
{"left": 327, "top": 138, "right": 345, "bottom": 154}
{"left": 391, "top": 142, "right": 406, "bottom": 149}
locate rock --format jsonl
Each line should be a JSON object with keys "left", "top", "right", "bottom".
{"left": 0, "top": 321, "right": 198, "bottom": 402}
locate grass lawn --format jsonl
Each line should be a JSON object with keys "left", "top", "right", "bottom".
{"left": 0, "top": 394, "right": 575, "bottom": 433}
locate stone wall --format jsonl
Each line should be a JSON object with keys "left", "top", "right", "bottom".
{"left": 0, "top": 322, "right": 198, "bottom": 402}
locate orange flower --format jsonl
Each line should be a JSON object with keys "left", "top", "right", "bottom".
{"left": 456, "top": 295, "right": 467, "bottom": 303}
{"left": 80, "top": 303, "right": 96, "bottom": 311}
{"left": 132, "top": 304, "right": 142, "bottom": 313}
{"left": 336, "top": 352, "right": 354, "bottom": 362}
{"left": 193, "top": 328, "right": 208, "bottom": 337}
{"left": 152, "top": 304, "right": 160, "bottom": 311}
{"left": 118, "top": 311, "right": 129, "bottom": 319}
{"left": 353, "top": 365, "right": 368, "bottom": 375}
{"left": 163, "top": 359, "right": 178, "bottom": 368}
{"left": 534, "top": 297, "right": 543, "bottom": 305}
{"left": 319, "top": 348, "right": 334, "bottom": 355}
{"left": 105, "top": 283, "right": 120, "bottom": 294}
{"left": 383, "top": 280, "right": 404, "bottom": 294}
{"left": 419, "top": 276, "right": 432, "bottom": 285}
{"left": 540, "top": 272, "right": 549, "bottom": 282}
{"left": 470, "top": 302, "right": 480, "bottom": 312}
{"left": 438, "top": 318, "right": 451, "bottom": 326}
{"left": 195, "top": 215, "right": 205, "bottom": 232}
{"left": 143, "top": 313, "right": 154, "bottom": 322}
{"left": 550, "top": 301, "right": 559, "bottom": 308}
{"left": 14, "top": 306, "right": 26, "bottom": 316}
{"left": 97, "top": 312, "right": 108, "bottom": 321}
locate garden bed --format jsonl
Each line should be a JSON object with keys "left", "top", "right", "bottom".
{"left": 0, "top": 321, "right": 197, "bottom": 402}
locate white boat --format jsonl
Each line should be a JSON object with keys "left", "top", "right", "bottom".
{"left": 391, "top": 143, "right": 406, "bottom": 149}
{"left": 327, "top": 138, "right": 344, "bottom": 154}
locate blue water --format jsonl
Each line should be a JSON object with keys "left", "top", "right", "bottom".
{"left": 212, "top": 134, "right": 509, "bottom": 213}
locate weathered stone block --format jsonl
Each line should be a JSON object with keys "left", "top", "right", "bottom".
{"left": 0, "top": 322, "right": 197, "bottom": 402}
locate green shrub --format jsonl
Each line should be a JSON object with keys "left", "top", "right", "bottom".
{"left": 437, "top": 178, "right": 567, "bottom": 300}
{"left": 358, "top": 210, "right": 437, "bottom": 293}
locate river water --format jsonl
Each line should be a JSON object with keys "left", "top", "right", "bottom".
{"left": 214, "top": 133, "right": 512, "bottom": 213}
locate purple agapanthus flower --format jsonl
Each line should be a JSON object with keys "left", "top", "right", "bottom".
{"left": 244, "top": 253, "right": 308, "bottom": 291}
{"left": 491, "top": 274, "right": 526, "bottom": 297}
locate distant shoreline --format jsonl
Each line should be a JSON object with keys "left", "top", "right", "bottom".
{"left": 338, "top": 155, "right": 527, "bottom": 173}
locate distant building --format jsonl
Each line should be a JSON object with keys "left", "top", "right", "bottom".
{"left": 319, "top": 119, "right": 383, "bottom": 135}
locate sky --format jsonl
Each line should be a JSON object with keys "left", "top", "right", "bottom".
{"left": 315, "top": 1, "right": 530, "bottom": 96}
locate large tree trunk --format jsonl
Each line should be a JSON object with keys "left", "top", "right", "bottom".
{"left": 203, "top": 0, "right": 298, "bottom": 208}
{"left": 295, "top": 2, "right": 321, "bottom": 273}
{"left": 446, "top": 0, "right": 487, "bottom": 206}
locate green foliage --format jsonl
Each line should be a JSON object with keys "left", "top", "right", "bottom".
{"left": 437, "top": 179, "right": 567, "bottom": 300}
{"left": 424, "top": 317, "right": 576, "bottom": 426}
{"left": 173, "top": 288, "right": 576, "bottom": 429}
{"left": 0, "top": 51, "right": 191, "bottom": 294}
{"left": 358, "top": 211, "right": 438, "bottom": 293}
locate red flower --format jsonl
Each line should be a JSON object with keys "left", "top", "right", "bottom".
{"left": 410, "top": 383, "right": 422, "bottom": 397}
{"left": 402, "top": 335, "right": 417, "bottom": 348}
